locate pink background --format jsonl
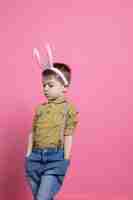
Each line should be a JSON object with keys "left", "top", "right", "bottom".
{"left": 0, "top": 0, "right": 133, "bottom": 199}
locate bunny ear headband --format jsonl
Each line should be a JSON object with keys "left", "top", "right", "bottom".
{"left": 33, "top": 43, "right": 68, "bottom": 86}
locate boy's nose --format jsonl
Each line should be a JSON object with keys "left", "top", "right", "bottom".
{"left": 44, "top": 85, "right": 49, "bottom": 91}
{"left": 44, "top": 89, "right": 49, "bottom": 93}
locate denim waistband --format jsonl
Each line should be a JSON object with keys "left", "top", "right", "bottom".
{"left": 32, "top": 147, "right": 64, "bottom": 153}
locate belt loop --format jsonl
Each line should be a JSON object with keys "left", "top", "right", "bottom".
{"left": 41, "top": 149, "right": 43, "bottom": 163}
{"left": 56, "top": 146, "right": 60, "bottom": 152}
{"left": 57, "top": 143, "right": 64, "bottom": 151}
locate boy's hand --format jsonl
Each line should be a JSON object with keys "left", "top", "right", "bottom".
{"left": 64, "top": 156, "right": 70, "bottom": 159}
{"left": 26, "top": 132, "right": 33, "bottom": 157}
{"left": 25, "top": 152, "right": 31, "bottom": 157}
{"left": 64, "top": 134, "right": 73, "bottom": 160}
{"left": 64, "top": 155, "right": 71, "bottom": 160}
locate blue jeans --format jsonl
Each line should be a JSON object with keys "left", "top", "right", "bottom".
{"left": 24, "top": 148, "right": 70, "bottom": 200}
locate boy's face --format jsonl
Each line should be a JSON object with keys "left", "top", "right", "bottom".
{"left": 42, "top": 75, "right": 67, "bottom": 100}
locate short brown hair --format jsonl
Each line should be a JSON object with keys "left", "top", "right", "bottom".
{"left": 42, "top": 63, "right": 71, "bottom": 86}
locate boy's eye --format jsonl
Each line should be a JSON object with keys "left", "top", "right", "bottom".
{"left": 43, "top": 84, "right": 54, "bottom": 88}
{"left": 49, "top": 84, "right": 54, "bottom": 88}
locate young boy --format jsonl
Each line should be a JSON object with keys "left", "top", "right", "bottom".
{"left": 25, "top": 62, "right": 79, "bottom": 200}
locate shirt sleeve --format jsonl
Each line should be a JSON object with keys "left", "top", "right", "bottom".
{"left": 32, "top": 105, "right": 41, "bottom": 133}
{"left": 64, "top": 103, "right": 79, "bottom": 135}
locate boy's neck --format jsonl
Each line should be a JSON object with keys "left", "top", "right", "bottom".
{"left": 47, "top": 95, "right": 67, "bottom": 104}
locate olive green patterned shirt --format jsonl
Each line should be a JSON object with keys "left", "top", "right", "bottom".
{"left": 32, "top": 96, "right": 79, "bottom": 149}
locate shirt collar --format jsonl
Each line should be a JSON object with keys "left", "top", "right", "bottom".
{"left": 47, "top": 95, "right": 67, "bottom": 104}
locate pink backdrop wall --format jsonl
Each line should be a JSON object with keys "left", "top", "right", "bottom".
{"left": 0, "top": 0, "right": 133, "bottom": 199}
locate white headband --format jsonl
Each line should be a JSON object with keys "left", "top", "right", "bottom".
{"left": 33, "top": 43, "right": 69, "bottom": 86}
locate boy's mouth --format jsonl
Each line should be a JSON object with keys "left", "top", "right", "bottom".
{"left": 45, "top": 93, "right": 51, "bottom": 98}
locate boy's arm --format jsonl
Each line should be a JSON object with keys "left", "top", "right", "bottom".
{"left": 26, "top": 105, "right": 39, "bottom": 157}
{"left": 63, "top": 104, "right": 79, "bottom": 160}
{"left": 26, "top": 132, "right": 33, "bottom": 157}
{"left": 63, "top": 103, "right": 79, "bottom": 160}
{"left": 64, "top": 132, "right": 73, "bottom": 160}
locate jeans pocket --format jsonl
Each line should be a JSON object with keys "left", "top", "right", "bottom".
{"left": 24, "top": 152, "right": 41, "bottom": 178}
